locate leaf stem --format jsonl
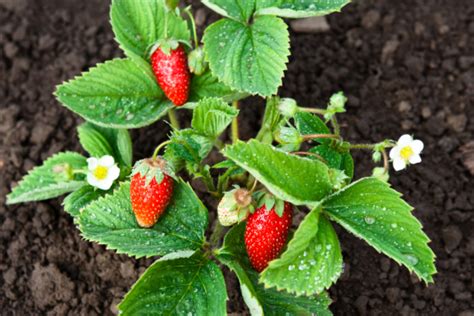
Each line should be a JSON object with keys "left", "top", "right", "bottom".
{"left": 168, "top": 108, "right": 180, "bottom": 130}
{"left": 349, "top": 143, "right": 376, "bottom": 150}
{"left": 184, "top": 8, "right": 199, "bottom": 48}
{"left": 152, "top": 140, "right": 172, "bottom": 160}
{"left": 210, "top": 221, "right": 225, "bottom": 248}
{"left": 291, "top": 151, "right": 328, "bottom": 164}
{"left": 231, "top": 101, "right": 239, "bottom": 143}
{"left": 300, "top": 107, "right": 326, "bottom": 115}
{"left": 331, "top": 116, "right": 341, "bottom": 135}
{"left": 301, "top": 133, "right": 340, "bottom": 141}
{"left": 382, "top": 149, "right": 389, "bottom": 173}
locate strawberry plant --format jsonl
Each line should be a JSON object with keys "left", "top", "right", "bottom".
{"left": 7, "top": 0, "right": 436, "bottom": 314}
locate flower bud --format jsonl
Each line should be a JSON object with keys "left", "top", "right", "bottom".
{"left": 217, "top": 188, "right": 251, "bottom": 226}
{"left": 277, "top": 98, "right": 299, "bottom": 117}
{"left": 188, "top": 47, "right": 207, "bottom": 75}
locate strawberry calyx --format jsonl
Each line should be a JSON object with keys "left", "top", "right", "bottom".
{"left": 149, "top": 39, "right": 191, "bottom": 57}
{"left": 131, "top": 157, "right": 175, "bottom": 186}
{"left": 253, "top": 191, "right": 287, "bottom": 217}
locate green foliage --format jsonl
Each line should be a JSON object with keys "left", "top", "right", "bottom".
{"left": 261, "top": 209, "right": 342, "bottom": 296}
{"left": 256, "top": 97, "right": 284, "bottom": 144}
{"left": 188, "top": 70, "right": 248, "bottom": 104}
{"left": 7, "top": 152, "right": 87, "bottom": 204}
{"left": 218, "top": 223, "right": 333, "bottom": 316}
{"left": 310, "top": 144, "right": 354, "bottom": 180}
{"left": 119, "top": 253, "right": 227, "bottom": 315}
{"left": 78, "top": 181, "right": 208, "bottom": 258}
{"left": 202, "top": 0, "right": 256, "bottom": 22}
{"left": 322, "top": 177, "right": 437, "bottom": 283}
{"left": 295, "top": 112, "right": 331, "bottom": 143}
{"left": 166, "top": 129, "right": 214, "bottom": 165}
{"left": 110, "top": 0, "right": 190, "bottom": 58}
{"left": 256, "top": 0, "right": 351, "bottom": 19}
{"left": 223, "top": 140, "right": 332, "bottom": 205}
{"left": 78, "top": 123, "right": 133, "bottom": 168}
{"left": 191, "top": 97, "right": 239, "bottom": 137}
{"left": 203, "top": 15, "right": 290, "bottom": 97}
{"left": 55, "top": 57, "right": 171, "bottom": 129}
{"left": 63, "top": 185, "right": 107, "bottom": 217}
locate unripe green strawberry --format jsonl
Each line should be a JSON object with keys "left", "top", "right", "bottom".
{"left": 130, "top": 158, "right": 174, "bottom": 228}
{"left": 217, "top": 188, "right": 252, "bottom": 226}
{"left": 244, "top": 200, "right": 293, "bottom": 272}
{"left": 151, "top": 42, "right": 190, "bottom": 106}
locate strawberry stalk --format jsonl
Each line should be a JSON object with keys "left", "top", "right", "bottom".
{"left": 152, "top": 140, "right": 172, "bottom": 160}
{"left": 231, "top": 101, "right": 239, "bottom": 143}
{"left": 184, "top": 7, "right": 199, "bottom": 48}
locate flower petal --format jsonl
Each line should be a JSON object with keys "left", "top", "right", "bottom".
{"left": 96, "top": 179, "right": 113, "bottom": 191}
{"left": 411, "top": 140, "right": 424, "bottom": 154}
{"left": 87, "top": 158, "right": 98, "bottom": 171}
{"left": 389, "top": 146, "right": 401, "bottom": 160}
{"left": 99, "top": 155, "right": 115, "bottom": 167}
{"left": 392, "top": 158, "right": 406, "bottom": 171}
{"left": 87, "top": 172, "right": 100, "bottom": 187}
{"left": 107, "top": 165, "right": 121, "bottom": 181}
{"left": 409, "top": 154, "right": 422, "bottom": 164}
{"left": 397, "top": 134, "right": 413, "bottom": 146}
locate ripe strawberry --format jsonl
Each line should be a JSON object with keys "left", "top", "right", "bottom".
{"left": 130, "top": 158, "right": 174, "bottom": 228}
{"left": 151, "top": 43, "right": 190, "bottom": 106}
{"left": 244, "top": 200, "right": 293, "bottom": 272}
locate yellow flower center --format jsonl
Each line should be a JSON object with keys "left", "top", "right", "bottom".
{"left": 400, "top": 146, "right": 414, "bottom": 161}
{"left": 93, "top": 166, "right": 108, "bottom": 180}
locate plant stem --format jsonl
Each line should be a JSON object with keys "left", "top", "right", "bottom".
{"left": 184, "top": 8, "right": 199, "bottom": 48}
{"left": 152, "top": 140, "right": 172, "bottom": 160}
{"left": 349, "top": 143, "right": 376, "bottom": 150}
{"left": 382, "top": 149, "right": 389, "bottom": 173}
{"left": 231, "top": 101, "right": 239, "bottom": 143}
{"left": 331, "top": 116, "right": 341, "bottom": 135}
{"left": 300, "top": 107, "right": 326, "bottom": 115}
{"left": 291, "top": 151, "right": 328, "bottom": 163}
{"left": 210, "top": 221, "right": 225, "bottom": 248}
{"left": 301, "top": 133, "right": 340, "bottom": 141}
{"left": 168, "top": 108, "right": 180, "bottom": 130}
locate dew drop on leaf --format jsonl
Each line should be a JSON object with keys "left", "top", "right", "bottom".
{"left": 364, "top": 216, "right": 375, "bottom": 224}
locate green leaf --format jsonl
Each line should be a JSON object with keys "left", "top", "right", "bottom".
{"left": 322, "top": 177, "right": 436, "bottom": 283}
{"left": 55, "top": 57, "right": 171, "bottom": 129}
{"left": 309, "top": 144, "right": 353, "bottom": 180}
{"left": 165, "top": 129, "right": 214, "bottom": 165}
{"left": 202, "top": 0, "right": 256, "bottom": 22}
{"left": 223, "top": 140, "right": 332, "bottom": 205}
{"left": 256, "top": 97, "right": 284, "bottom": 144}
{"left": 203, "top": 15, "right": 290, "bottom": 97}
{"left": 63, "top": 185, "right": 106, "bottom": 217}
{"left": 7, "top": 152, "right": 87, "bottom": 204}
{"left": 188, "top": 70, "right": 248, "bottom": 104}
{"left": 110, "top": 0, "right": 190, "bottom": 58}
{"left": 261, "top": 209, "right": 342, "bottom": 296}
{"left": 295, "top": 112, "right": 331, "bottom": 143}
{"left": 77, "top": 123, "right": 114, "bottom": 158}
{"left": 77, "top": 123, "right": 133, "bottom": 168}
{"left": 191, "top": 97, "right": 239, "bottom": 137}
{"left": 256, "top": 0, "right": 351, "bottom": 18}
{"left": 115, "top": 129, "right": 133, "bottom": 167}
{"left": 119, "top": 253, "right": 227, "bottom": 315}
{"left": 78, "top": 180, "right": 208, "bottom": 258}
{"left": 218, "top": 224, "right": 333, "bottom": 316}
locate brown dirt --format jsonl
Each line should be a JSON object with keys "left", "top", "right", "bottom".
{"left": 1, "top": 0, "right": 473, "bottom": 315}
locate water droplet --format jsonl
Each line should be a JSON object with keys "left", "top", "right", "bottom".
{"left": 404, "top": 254, "right": 418, "bottom": 265}
{"left": 364, "top": 216, "right": 375, "bottom": 224}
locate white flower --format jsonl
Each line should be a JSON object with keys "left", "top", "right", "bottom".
{"left": 86, "top": 155, "right": 120, "bottom": 190}
{"left": 389, "top": 135, "right": 424, "bottom": 171}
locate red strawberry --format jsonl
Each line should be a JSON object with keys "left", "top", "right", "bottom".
{"left": 244, "top": 201, "right": 293, "bottom": 272}
{"left": 151, "top": 43, "right": 190, "bottom": 106}
{"left": 130, "top": 158, "right": 174, "bottom": 228}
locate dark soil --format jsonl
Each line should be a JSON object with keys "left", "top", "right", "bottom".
{"left": 1, "top": 0, "right": 473, "bottom": 315}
